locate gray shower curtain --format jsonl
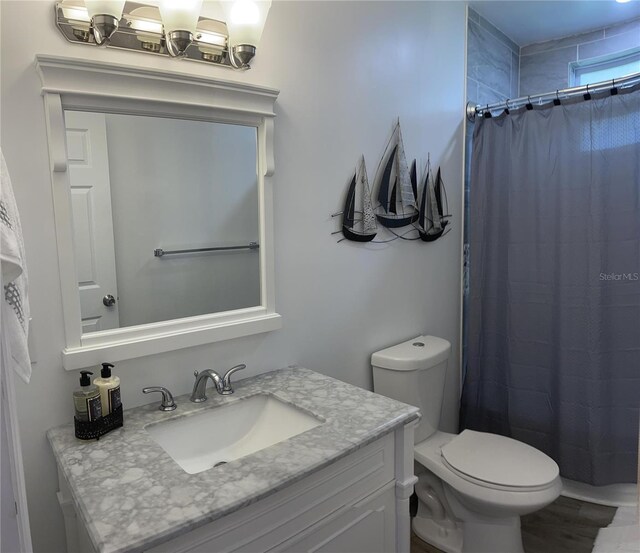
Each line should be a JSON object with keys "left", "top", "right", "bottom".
{"left": 460, "top": 86, "right": 640, "bottom": 485}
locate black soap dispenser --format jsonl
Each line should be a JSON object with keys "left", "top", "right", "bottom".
{"left": 73, "top": 370, "right": 102, "bottom": 422}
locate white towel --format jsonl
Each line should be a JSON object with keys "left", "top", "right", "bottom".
{"left": 593, "top": 506, "right": 640, "bottom": 553}
{"left": 0, "top": 149, "right": 31, "bottom": 383}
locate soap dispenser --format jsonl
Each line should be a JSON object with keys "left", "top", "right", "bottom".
{"left": 94, "top": 362, "right": 122, "bottom": 415}
{"left": 73, "top": 371, "right": 102, "bottom": 422}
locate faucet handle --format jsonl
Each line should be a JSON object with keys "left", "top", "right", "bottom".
{"left": 221, "top": 364, "right": 246, "bottom": 395}
{"left": 143, "top": 386, "right": 177, "bottom": 411}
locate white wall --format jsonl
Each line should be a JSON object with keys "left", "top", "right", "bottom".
{"left": 104, "top": 114, "right": 260, "bottom": 326}
{"left": 0, "top": 1, "right": 466, "bottom": 551}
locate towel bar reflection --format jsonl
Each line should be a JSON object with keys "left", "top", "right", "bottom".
{"left": 154, "top": 242, "right": 259, "bottom": 257}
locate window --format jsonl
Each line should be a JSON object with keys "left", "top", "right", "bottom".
{"left": 571, "top": 49, "right": 640, "bottom": 86}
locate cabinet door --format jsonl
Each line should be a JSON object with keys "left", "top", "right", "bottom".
{"left": 276, "top": 483, "right": 396, "bottom": 553}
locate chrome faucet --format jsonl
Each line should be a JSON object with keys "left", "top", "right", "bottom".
{"left": 190, "top": 364, "right": 246, "bottom": 402}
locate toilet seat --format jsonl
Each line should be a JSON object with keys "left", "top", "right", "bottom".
{"left": 440, "top": 430, "right": 559, "bottom": 492}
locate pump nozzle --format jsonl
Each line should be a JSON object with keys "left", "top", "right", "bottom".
{"left": 101, "top": 362, "right": 115, "bottom": 378}
{"left": 79, "top": 370, "right": 93, "bottom": 387}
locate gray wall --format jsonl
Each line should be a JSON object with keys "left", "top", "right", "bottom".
{"left": 520, "top": 17, "right": 640, "bottom": 96}
{"left": 467, "top": 8, "right": 520, "bottom": 107}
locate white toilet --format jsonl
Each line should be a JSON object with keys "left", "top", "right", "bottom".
{"left": 372, "top": 335, "right": 562, "bottom": 553}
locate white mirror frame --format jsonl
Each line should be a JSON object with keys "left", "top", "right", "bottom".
{"left": 35, "top": 55, "right": 281, "bottom": 370}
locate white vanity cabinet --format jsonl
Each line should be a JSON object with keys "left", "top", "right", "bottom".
{"left": 50, "top": 368, "right": 420, "bottom": 553}
{"left": 56, "top": 425, "right": 417, "bottom": 553}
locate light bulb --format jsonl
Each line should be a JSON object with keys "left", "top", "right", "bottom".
{"left": 84, "top": 0, "right": 125, "bottom": 19}
{"left": 231, "top": 1, "right": 260, "bottom": 26}
{"left": 61, "top": 4, "right": 90, "bottom": 23}
{"left": 222, "top": 0, "right": 271, "bottom": 48}
{"left": 126, "top": 7, "right": 163, "bottom": 35}
{"left": 159, "top": 0, "right": 203, "bottom": 35}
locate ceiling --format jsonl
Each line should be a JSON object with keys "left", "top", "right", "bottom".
{"left": 469, "top": 1, "right": 640, "bottom": 46}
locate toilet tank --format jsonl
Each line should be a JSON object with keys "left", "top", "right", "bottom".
{"left": 372, "top": 335, "right": 451, "bottom": 444}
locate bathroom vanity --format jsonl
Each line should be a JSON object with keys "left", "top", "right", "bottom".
{"left": 48, "top": 367, "right": 419, "bottom": 553}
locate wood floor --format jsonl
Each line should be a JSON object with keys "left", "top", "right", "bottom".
{"left": 410, "top": 496, "right": 618, "bottom": 553}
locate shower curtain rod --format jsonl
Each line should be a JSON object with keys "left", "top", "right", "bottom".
{"left": 466, "top": 71, "right": 640, "bottom": 122}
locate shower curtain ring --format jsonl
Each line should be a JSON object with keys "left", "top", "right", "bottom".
{"left": 584, "top": 84, "right": 591, "bottom": 101}
{"left": 554, "top": 90, "right": 561, "bottom": 106}
{"left": 484, "top": 104, "right": 492, "bottom": 118}
{"left": 526, "top": 95, "right": 533, "bottom": 110}
{"left": 611, "top": 78, "right": 618, "bottom": 96}
{"left": 505, "top": 99, "right": 510, "bottom": 114}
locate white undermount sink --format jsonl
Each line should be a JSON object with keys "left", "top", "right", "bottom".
{"left": 145, "top": 394, "right": 324, "bottom": 474}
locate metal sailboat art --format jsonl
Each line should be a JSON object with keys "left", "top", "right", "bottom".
{"left": 375, "top": 122, "right": 419, "bottom": 228}
{"left": 417, "top": 158, "right": 450, "bottom": 242}
{"left": 341, "top": 156, "right": 377, "bottom": 242}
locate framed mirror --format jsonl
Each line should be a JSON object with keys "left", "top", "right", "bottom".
{"left": 36, "top": 55, "right": 281, "bottom": 370}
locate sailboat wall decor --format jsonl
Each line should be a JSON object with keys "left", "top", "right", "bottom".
{"left": 341, "top": 156, "right": 377, "bottom": 242}
{"left": 331, "top": 119, "right": 452, "bottom": 245}
{"left": 417, "top": 160, "right": 450, "bottom": 242}
{"left": 374, "top": 122, "right": 419, "bottom": 228}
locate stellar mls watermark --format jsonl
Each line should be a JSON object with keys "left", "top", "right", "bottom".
{"left": 599, "top": 272, "right": 639, "bottom": 281}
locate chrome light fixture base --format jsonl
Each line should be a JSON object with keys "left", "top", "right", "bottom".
{"left": 201, "top": 51, "right": 225, "bottom": 64}
{"left": 229, "top": 44, "right": 256, "bottom": 69}
{"left": 72, "top": 28, "right": 91, "bottom": 43}
{"left": 165, "top": 30, "right": 194, "bottom": 57}
{"left": 91, "top": 14, "right": 120, "bottom": 45}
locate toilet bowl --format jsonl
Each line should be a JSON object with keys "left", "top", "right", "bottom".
{"left": 372, "top": 336, "right": 562, "bottom": 553}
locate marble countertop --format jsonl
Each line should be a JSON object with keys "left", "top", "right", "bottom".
{"left": 48, "top": 366, "right": 420, "bottom": 553}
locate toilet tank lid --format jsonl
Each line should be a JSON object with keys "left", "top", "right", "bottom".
{"left": 371, "top": 335, "right": 451, "bottom": 371}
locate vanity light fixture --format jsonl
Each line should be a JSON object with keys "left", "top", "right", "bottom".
{"left": 54, "top": 0, "right": 271, "bottom": 69}
{"left": 85, "top": 0, "right": 126, "bottom": 45}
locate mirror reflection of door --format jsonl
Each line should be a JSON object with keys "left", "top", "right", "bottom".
{"left": 65, "top": 111, "right": 120, "bottom": 332}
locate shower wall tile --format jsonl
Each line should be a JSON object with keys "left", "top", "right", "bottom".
{"left": 511, "top": 51, "right": 520, "bottom": 98}
{"left": 604, "top": 16, "right": 640, "bottom": 38}
{"left": 468, "top": 20, "right": 513, "bottom": 101}
{"left": 519, "top": 16, "right": 640, "bottom": 97}
{"left": 467, "top": 77, "right": 478, "bottom": 105}
{"left": 468, "top": 21, "right": 512, "bottom": 94}
{"left": 477, "top": 82, "right": 507, "bottom": 106}
{"left": 477, "top": 14, "right": 520, "bottom": 55}
{"left": 578, "top": 28, "right": 640, "bottom": 60}
{"left": 520, "top": 46, "right": 576, "bottom": 96}
{"left": 521, "top": 29, "right": 604, "bottom": 57}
